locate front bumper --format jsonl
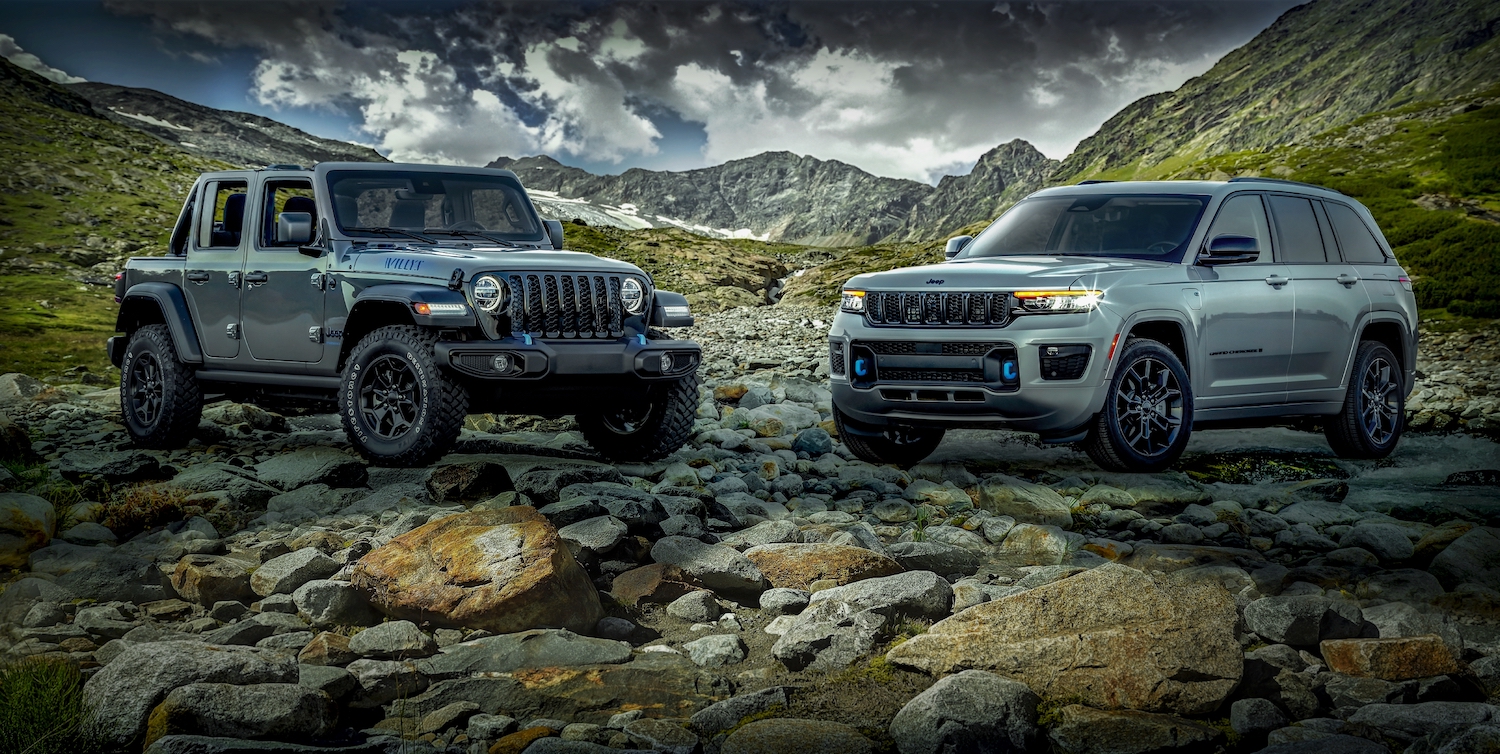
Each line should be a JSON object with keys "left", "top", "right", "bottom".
{"left": 435, "top": 335, "right": 700, "bottom": 381}
{"left": 829, "top": 310, "right": 1119, "bottom": 437}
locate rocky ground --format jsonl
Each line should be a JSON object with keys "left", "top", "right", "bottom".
{"left": 1, "top": 311, "right": 1499, "bottom": 754}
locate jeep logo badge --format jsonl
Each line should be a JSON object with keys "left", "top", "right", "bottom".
{"left": 926, "top": 279, "right": 945, "bottom": 285}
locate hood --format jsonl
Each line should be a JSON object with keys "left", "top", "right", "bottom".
{"left": 843, "top": 255, "right": 1173, "bottom": 291}
{"left": 347, "top": 244, "right": 646, "bottom": 280}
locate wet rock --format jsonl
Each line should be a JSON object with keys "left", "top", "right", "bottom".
{"left": 1243, "top": 596, "right": 1367, "bottom": 647}
{"left": 84, "top": 641, "right": 299, "bottom": 749}
{"left": 977, "top": 475, "right": 1072, "bottom": 528}
{"left": 351, "top": 507, "right": 603, "bottom": 634}
{"left": 651, "top": 536, "right": 766, "bottom": 597}
{"left": 888, "top": 670, "right": 1040, "bottom": 754}
{"left": 250, "top": 547, "right": 341, "bottom": 597}
{"left": 1046, "top": 705, "right": 1224, "bottom": 754}
{"left": 170, "top": 555, "right": 254, "bottom": 606}
{"left": 0, "top": 492, "right": 55, "bottom": 568}
{"left": 349, "top": 620, "right": 437, "bottom": 660}
{"left": 415, "top": 630, "right": 631, "bottom": 681}
{"left": 887, "top": 564, "right": 1241, "bottom": 715}
{"left": 808, "top": 570, "right": 953, "bottom": 621}
{"left": 144, "top": 682, "right": 334, "bottom": 746}
{"left": 1320, "top": 635, "right": 1459, "bottom": 681}
{"left": 1429, "top": 527, "right": 1500, "bottom": 592}
{"left": 743, "top": 542, "right": 901, "bottom": 591}
{"left": 722, "top": 718, "right": 873, "bottom": 754}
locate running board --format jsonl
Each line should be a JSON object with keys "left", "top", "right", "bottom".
{"left": 195, "top": 370, "right": 342, "bottom": 390}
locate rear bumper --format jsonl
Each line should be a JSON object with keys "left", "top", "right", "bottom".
{"left": 435, "top": 336, "right": 700, "bottom": 381}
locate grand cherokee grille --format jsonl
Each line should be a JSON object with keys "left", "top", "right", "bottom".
{"left": 866, "top": 341, "right": 1006, "bottom": 356}
{"left": 503, "top": 272, "right": 628, "bottom": 339}
{"left": 864, "top": 291, "right": 1012, "bottom": 327}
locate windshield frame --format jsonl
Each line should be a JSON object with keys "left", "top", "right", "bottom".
{"left": 325, "top": 169, "right": 547, "bottom": 244}
{"left": 955, "top": 192, "right": 1212, "bottom": 264}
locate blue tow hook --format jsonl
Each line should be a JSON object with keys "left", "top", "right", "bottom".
{"left": 854, "top": 358, "right": 869, "bottom": 377}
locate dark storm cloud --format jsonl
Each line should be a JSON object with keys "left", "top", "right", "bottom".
{"left": 103, "top": 0, "right": 1301, "bottom": 180}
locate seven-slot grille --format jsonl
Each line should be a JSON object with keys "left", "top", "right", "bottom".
{"left": 502, "top": 272, "right": 627, "bottom": 338}
{"left": 864, "top": 291, "right": 1011, "bottom": 327}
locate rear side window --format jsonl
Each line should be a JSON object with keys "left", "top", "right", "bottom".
{"left": 197, "top": 180, "right": 249, "bottom": 250}
{"left": 1204, "top": 194, "right": 1272, "bottom": 263}
{"left": 1268, "top": 195, "right": 1326, "bottom": 263}
{"left": 1324, "top": 202, "right": 1387, "bottom": 263}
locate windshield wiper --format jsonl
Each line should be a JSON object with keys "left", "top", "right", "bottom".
{"left": 420, "top": 228, "right": 519, "bottom": 247}
{"left": 344, "top": 226, "right": 435, "bottom": 244}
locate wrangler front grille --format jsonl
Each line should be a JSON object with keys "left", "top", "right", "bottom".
{"left": 864, "top": 291, "right": 1012, "bottom": 327}
{"left": 503, "top": 272, "right": 628, "bottom": 339}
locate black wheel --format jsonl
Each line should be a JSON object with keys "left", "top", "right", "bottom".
{"left": 832, "top": 404, "right": 945, "bottom": 467}
{"left": 339, "top": 326, "right": 467, "bottom": 467}
{"left": 578, "top": 373, "right": 699, "bottom": 462}
{"left": 121, "top": 324, "right": 202, "bottom": 449}
{"left": 1326, "top": 341, "right": 1404, "bottom": 459}
{"left": 1083, "top": 338, "right": 1193, "bottom": 472}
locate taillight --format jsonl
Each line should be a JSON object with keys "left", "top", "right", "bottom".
{"left": 1398, "top": 275, "right": 1413, "bottom": 291}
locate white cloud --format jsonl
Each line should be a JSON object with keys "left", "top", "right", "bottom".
{"left": 0, "top": 34, "right": 85, "bottom": 84}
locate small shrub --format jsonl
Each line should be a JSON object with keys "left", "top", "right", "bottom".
{"left": 102, "top": 484, "right": 191, "bottom": 536}
{"left": 0, "top": 657, "right": 103, "bottom": 754}
{"left": 1034, "top": 695, "right": 1088, "bottom": 728}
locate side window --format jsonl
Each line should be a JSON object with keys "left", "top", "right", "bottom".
{"left": 261, "top": 180, "right": 317, "bottom": 247}
{"left": 1324, "top": 202, "right": 1387, "bottom": 264}
{"left": 1204, "top": 194, "right": 1272, "bottom": 263}
{"left": 1312, "top": 201, "right": 1340, "bottom": 259}
{"left": 1268, "top": 195, "right": 1326, "bottom": 263}
{"left": 196, "top": 180, "right": 249, "bottom": 249}
{"left": 168, "top": 189, "right": 196, "bottom": 256}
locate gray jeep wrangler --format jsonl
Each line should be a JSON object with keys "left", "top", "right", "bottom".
{"left": 109, "top": 162, "right": 701, "bottom": 466}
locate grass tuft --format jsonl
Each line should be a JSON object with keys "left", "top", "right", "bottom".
{"left": 0, "top": 657, "right": 104, "bottom": 754}
{"left": 102, "top": 483, "right": 191, "bottom": 536}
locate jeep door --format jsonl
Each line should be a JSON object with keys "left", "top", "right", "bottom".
{"left": 1194, "top": 192, "right": 1293, "bottom": 406}
{"left": 1270, "top": 194, "right": 1369, "bottom": 400}
{"left": 184, "top": 176, "right": 251, "bottom": 360}
{"left": 241, "top": 177, "right": 327, "bottom": 363}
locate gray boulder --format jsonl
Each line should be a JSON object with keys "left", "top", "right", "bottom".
{"left": 345, "top": 658, "right": 429, "bottom": 707}
{"left": 772, "top": 599, "right": 885, "bottom": 671}
{"left": 690, "top": 687, "right": 791, "bottom": 737}
{"left": 1339, "top": 524, "right": 1414, "bottom": 562}
{"left": 558, "top": 515, "right": 629, "bottom": 554}
{"left": 297, "top": 664, "right": 358, "bottom": 700}
{"left": 666, "top": 591, "right": 721, "bottom": 623}
{"left": 1430, "top": 528, "right": 1500, "bottom": 592}
{"left": 1243, "top": 596, "right": 1367, "bottom": 646}
{"left": 58, "top": 449, "right": 161, "bottom": 482}
{"left": 253, "top": 447, "right": 367, "bottom": 491}
{"left": 415, "top": 629, "right": 631, "bottom": 681}
{"left": 348, "top": 619, "right": 436, "bottom": 659}
{"left": 1346, "top": 702, "right": 1500, "bottom": 743}
{"left": 83, "top": 641, "right": 299, "bottom": 749}
{"left": 1230, "top": 698, "right": 1288, "bottom": 736}
{"left": 650, "top": 536, "right": 766, "bottom": 597}
{"left": 683, "top": 634, "right": 747, "bottom": 667}
{"left": 250, "top": 548, "right": 341, "bottom": 596}
{"left": 888, "top": 670, "right": 1040, "bottom": 754}
{"left": 291, "top": 579, "right": 380, "bottom": 628}
{"left": 887, "top": 541, "right": 983, "bottom": 575}
{"left": 759, "top": 588, "right": 810, "bottom": 616}
{"left": 808, "top": 570, "right": 953, "bottom": 621}
{"left": 720, "top": 519, "right": 802, "bottom": 549}
{"left": 149, "top": 682, "right": 334, "bottom": 742}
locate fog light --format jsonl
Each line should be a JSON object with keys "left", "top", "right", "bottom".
{"left": 661, "top": 352, "right": 675, "bottom": 372}
{"left": 491, "top": 354, "right": 512, "bottom": 373}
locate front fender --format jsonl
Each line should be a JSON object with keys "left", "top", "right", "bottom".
{"left": 117, "top": 282, "right": 203, "bottom": 364}
{"left": 353, "top": 284, "right": 478, "bottom": 328}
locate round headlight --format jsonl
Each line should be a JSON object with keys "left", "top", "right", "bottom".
{"left": 621, "top": 278, "right": 647, "bottom": 315}
{"left": 472, "top": 275, "right": 506, "bottom": 313}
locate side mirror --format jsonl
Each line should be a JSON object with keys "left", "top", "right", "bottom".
{"left": 277, "top": 212, "right": 313, "bottom": 245}
{"left": 944, "top": 235, "right": 973, "bottom": 260}
{"left": 544, "top": 219, "right": 564, "bottom": 250}
{"left": 1198, "top": 234, "right": 1260, "bottom": 266}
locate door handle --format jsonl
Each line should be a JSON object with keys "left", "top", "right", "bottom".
{"left": 186, "top": 270, "right": 210, "bottom": 284}
{"left": 1336, "top": 273, "right": 1360, "bottom": 287}
{"left": 244, "top": 271, "right": 269, "bottom": 286}
{"left": 1264, "top": 275, "right": 1289, "bottom": 288}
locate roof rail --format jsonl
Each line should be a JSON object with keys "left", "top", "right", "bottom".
{"left": 261, "top": 163, "right": 308, "bottom": 171}
{"left": 1077, "top": 179, "right": 1114, "bottom": 185}
{"left": 1226, "top": 176, "right": 1341, "bottom": 194}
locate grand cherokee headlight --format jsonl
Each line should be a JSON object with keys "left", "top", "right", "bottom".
{"left": 622, "top": 278, "right": 648, "bottom": 315}
{"left": 1013, "top": 290, "right": 1102, "bottom": 314}
{"left": 472, "top": 275, "right": 507, "bottom": 313}
{"left": 840, "top": 289, "right": 866, "bottom": 314}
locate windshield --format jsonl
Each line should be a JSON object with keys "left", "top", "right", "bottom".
{"left": 959, "top": 194, "right": 1209, "bottom": 261}
{"left": 327, "top": 170, "right": 544, "bottom": 242}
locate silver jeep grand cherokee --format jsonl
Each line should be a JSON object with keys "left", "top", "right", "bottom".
{"left": 829, "top": 178, "right": 1417, "bottom": 472}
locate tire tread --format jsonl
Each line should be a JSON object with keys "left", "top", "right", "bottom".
{"left": 123, "top": 324, "right": 203, "bottom": 450}
{"left": 340, "top": 325, "right": 467, "bottom": 467}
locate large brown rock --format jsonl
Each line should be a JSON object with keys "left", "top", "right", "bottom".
{"left": 610, "top": 563, "right": 707, "bottom": 606}
{"left": 886, "top": 563, "right": 1242, "bottom": 715}
{"left": 0, "top": 492, "right": 55, "bottom": 568}
{"left": 1047, "top": 705, "right": 1224, "bottom": 754}
{"left": 171, "top": 554, "right": 254, "bottom": 605}
{"left": 351, "top": 507, "right": 603, "bottom": 634}
{"left": 1321, "top": 634, "right": 1460, "bottom": 681}
{"left": 723, "top": 718, "right": 874, "bottom": 754}
{"left": 743, "top": 543, "right": 903, "bottom": 590}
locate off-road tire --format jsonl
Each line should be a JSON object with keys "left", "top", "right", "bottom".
{"left": 339, "top": 325, "right": 467, "bottom": 467}
{"left": 1325, "top": 340, "right": 1404, "bottom": 459}
{"left": 1084, "top": 338, "right": 1193, "bottom": 473}
{"left": 833, "top": 405, "right": 945, "bottom": 467}
{"left": 121, "top": 324, "right": 203, "bottom": 449}
{"left": 579, "top": 373, "right": 699, "bottom": 462}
